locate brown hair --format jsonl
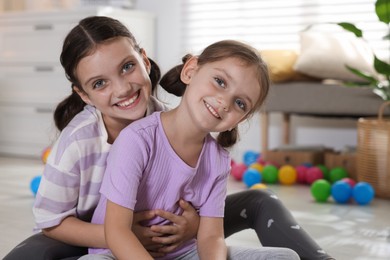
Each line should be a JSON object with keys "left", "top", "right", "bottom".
{"left": 55, "top": 16, "right": 161, "bottom": 131}
{"left": 160, "top": 40, "right": 270, "bottom": 148}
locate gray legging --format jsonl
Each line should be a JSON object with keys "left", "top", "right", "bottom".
{"left": 78, "top": 246, "right": 300, "bottom": 260}
{"left": 4, "top": 189, "right": 334, "bottom": 260}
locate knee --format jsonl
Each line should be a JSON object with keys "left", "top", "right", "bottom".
{"left": 277, "top": 248, "right": 300, "bottom": 260}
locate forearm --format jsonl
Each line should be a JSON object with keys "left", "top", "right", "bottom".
{"left": 106, "top": 226, "right": 152, "bottom": 260}
{"left": 43, "top": 216, "right": 106, "bottom": 248}
{"left": 198, "top": 237, "right": 227, "bottom": 260}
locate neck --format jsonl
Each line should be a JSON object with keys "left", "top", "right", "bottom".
{"left": 102, "top": 114, "right": 132, "bottom": 144}
{"left": 161, "top": 108, "right": 208, "bottom": 167}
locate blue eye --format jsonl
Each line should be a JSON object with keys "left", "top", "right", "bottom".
{"left": 235, "top": 99, "right": 246, "bottom": 111}
{"left": 93, "top": 79, "right": 106, "bottom": 89}
{"left": 122, "top": 62, "right": 134, "bottom": 74}
{"left": 214, "top": 77, "right": 226, "bottom": 88}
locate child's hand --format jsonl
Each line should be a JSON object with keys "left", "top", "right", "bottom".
{"left": 132, "top": 210, "right": 166, "bottom": 258}
{"left": 151, "top": 199, "right": 200, "bottom": 253}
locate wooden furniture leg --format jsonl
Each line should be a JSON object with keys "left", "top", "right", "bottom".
{"left": 282, "top": 113, "right": 291, "bottom": 145}
{"left": 261, "top": 111, "right": 269, "bottom": 152}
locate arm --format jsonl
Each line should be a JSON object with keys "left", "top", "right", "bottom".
{"left": 105, "top": 200, "right": 152, "bottom": 260}
{"left": 197, "top": 217, "right": 227, "bottom": 260}
{"left": 42, "top": 217, "right": 106, "bottom": 248}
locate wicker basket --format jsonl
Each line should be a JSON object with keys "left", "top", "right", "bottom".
{"left": 357, "top": 101, "right": 390, "bottom": 199}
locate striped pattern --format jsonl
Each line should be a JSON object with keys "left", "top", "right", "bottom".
{"left": 33, "top": 97, "right": 166, "bottom": 230}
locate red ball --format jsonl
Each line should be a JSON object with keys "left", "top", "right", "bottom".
{"left": 231, "top": 163, "right": 247, "bottom": 181}
{"left": 295, "top": 165, "right": 308, "bottom": 184}
{"left": 341, "top": 177, "right": 356, "bottom": 188}
{"left": 305, "top": 166, "right": 324, "bottom": 185}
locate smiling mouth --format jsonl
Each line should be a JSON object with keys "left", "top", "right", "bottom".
{"left": 116, "top": 91, "right": 140, "bottom": 108}
{"left": 204, "top": 101, "right": 221, "bottom": 119}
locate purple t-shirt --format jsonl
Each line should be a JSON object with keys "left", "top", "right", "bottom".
{"left": 89, "top": 111, "right": 231, "bottom": 259}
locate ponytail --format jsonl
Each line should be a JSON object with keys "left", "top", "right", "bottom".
{"left": 54, "top": 87, "right": 86, "bottom": 131}
{"left": 149, "top": 58, "right": 161, "bottom": 95}
{"left": 159, "top": 54, "right": 193, "bottom": 97}
{"left": 217, "top": 127, "right": 239, "bottom": 148}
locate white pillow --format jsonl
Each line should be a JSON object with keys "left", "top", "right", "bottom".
{"left": 294, "top": 24, "right": 377, "bottom": 82}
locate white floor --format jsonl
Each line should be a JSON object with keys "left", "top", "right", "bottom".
{"left": 1, "top": 156, "right": 390, "bottom": 260}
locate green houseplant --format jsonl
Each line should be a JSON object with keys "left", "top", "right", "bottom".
{"left": 337, "top": 0, "right": 390, "bottom": 100}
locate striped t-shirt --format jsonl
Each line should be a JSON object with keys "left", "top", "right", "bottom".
{"left": 89, "top": 111, "right": 231, "bottom": 259}
{"left": 33, "top": 97, "right": 166, "bottom": 229}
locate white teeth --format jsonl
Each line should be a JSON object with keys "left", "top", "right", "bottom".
{"left": 117, "top": 93, "right": 139, "bottom": 107}
{"left": 204, "top": 101, "right": 221, "bottom": 118}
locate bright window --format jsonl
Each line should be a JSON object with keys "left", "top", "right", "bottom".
{"left": 181, "top": 0, "right": 387, "bottom": 59}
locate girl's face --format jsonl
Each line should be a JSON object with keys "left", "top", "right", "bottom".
{"left": 181, "top": 57, "right": 261, "bottom": 133}
{"left": 75, "top": 37, "right": 152, "bottom": 128}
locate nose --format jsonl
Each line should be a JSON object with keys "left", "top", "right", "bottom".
{"left": 113, "top": 78, "right": 132, "bottom": 98}
{"left": 217, "top": 96, "right": 229, "bottom": 112}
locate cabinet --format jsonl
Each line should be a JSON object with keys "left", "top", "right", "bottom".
{"left": 0, "top": 7, "right": 155, "bottom": 158}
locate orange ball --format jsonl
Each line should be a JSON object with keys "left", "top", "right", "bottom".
{"left": 249, "top": 162, "right": 264, "bottom": 173}
{"left": 278, "top": 165, "right": 297, "bottom": 185}
{"left": 41, "top": 147, "right": 51, "bottom": 164}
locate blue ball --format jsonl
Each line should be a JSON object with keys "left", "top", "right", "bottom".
{"left": 331, "top": 180, "right": 352, "bottom": 204}
{"left": 30, "top": 175, "right": 42, "bottom": 196}
{"left": 353, "top": 182, "right": 375, "bottom": 205}
{"left": 243, "top": 168, "right": 262, "bottom": 188}
{"left": 243, "top": 150, "right": 260, "bottom": 166}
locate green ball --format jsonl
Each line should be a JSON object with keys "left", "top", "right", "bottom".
{"left": 262, "top": 165, "right": 279, "bottom": 183}
{"left": 329, "top": 167, "right": 348, "bottom": 183}
{"left": 316, "top": 164, "right": 330, "bottom": 180}
{"left": 311, "top": 179, "right": 331, "bottom": 202}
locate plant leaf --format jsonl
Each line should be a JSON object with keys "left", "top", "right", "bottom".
{"left": 374, "top": 55, "right": 390, "bottom": 76}
{"left": 345, "top": 65, "right": 379, "bottom": 85}
{"left": 337, "top": 22, "right": 363, "bottom": 37}
{"left": 375, "top": 0, "right": 390, "bottom": 24}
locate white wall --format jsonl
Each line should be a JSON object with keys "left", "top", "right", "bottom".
{"left": 135, "top": 0, "right": 358, "bottom": 163}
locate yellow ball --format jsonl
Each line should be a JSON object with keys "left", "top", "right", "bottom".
{"left": 278, "top": 165, "right": 297, "bottom": 185}
{"left": 250, "top": 183, "right": 268, "bottom": 190}
{"left": 41, "top": 147, "right": 51, "bottom": 164}
{"left": 249, "top": 162, "right": 264, "bottom": 173}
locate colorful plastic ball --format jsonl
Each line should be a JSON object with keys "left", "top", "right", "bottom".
{"left": 353, "top": 182, "right": 375, "bottom": 205}
{"left": 316, "top": 164, "right": 330, "bottom": 180}
{"left": 41, "top": 147, "right": 51, "bottom": 164}
{"left": 230, "top": 159, "right": 236, "bottom": 167}
{"left": 231, "top": 163, "right": 247, "bottom": 181}
{"left": 329, "top": 167, "right": 348, "bottom": 183}
{"left": 331, "top": 180, "right": 352, "bottom": 204}
{"left": 311, "top": 179, "right": 331, "bottom": 202}
{"left": 30, "top": 175, "right": 42, "bottom": 196}
{"left": 243, "top": 150, "right": 260, "bottom": 166}
{"left": 278, "top": 165, "right": 297, "bottom": 185}
{"left": 305, "top": 166, "right": 323, "bottom": 185}
{"left": 243, "top": 168, "right": 262, "bottom": 188}
{"left": 262, "top": 165, "right": 279, "bottom": 184}
{"left": 301, "top": 162, "right": 313, "bottom": 168}
{"left": 250, "top": 183, "right": 268, "bottom": 190}
{"left": 249, "top": 162, "right": 264, "bottom": 173}
{"left": 295, "top": 165, "right": 308, "bottom": 184}
{"left": 341, "top": 177, "right": 356, "bottom": 188}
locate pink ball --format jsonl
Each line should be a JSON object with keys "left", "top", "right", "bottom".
{"left": 305, "top": 166, "right": 324, "bottom": 185}
{"left": 295, "top": 165, "right": 308, "bottom": 184}
{"left": 342, "top": 177, "right": 356, "bottom": 188}
{"left": 231, "top": 163, "right": 247, "bottom": 181}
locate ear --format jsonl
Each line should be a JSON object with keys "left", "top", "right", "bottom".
{"left": 180, "top": 56, "right": 198, "bottom": 84}
{"left": 73, "top": 86, "right": 91, "bottom": 105}
{"left": 140, "top": 48, "right": 151, "bottom": 74}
